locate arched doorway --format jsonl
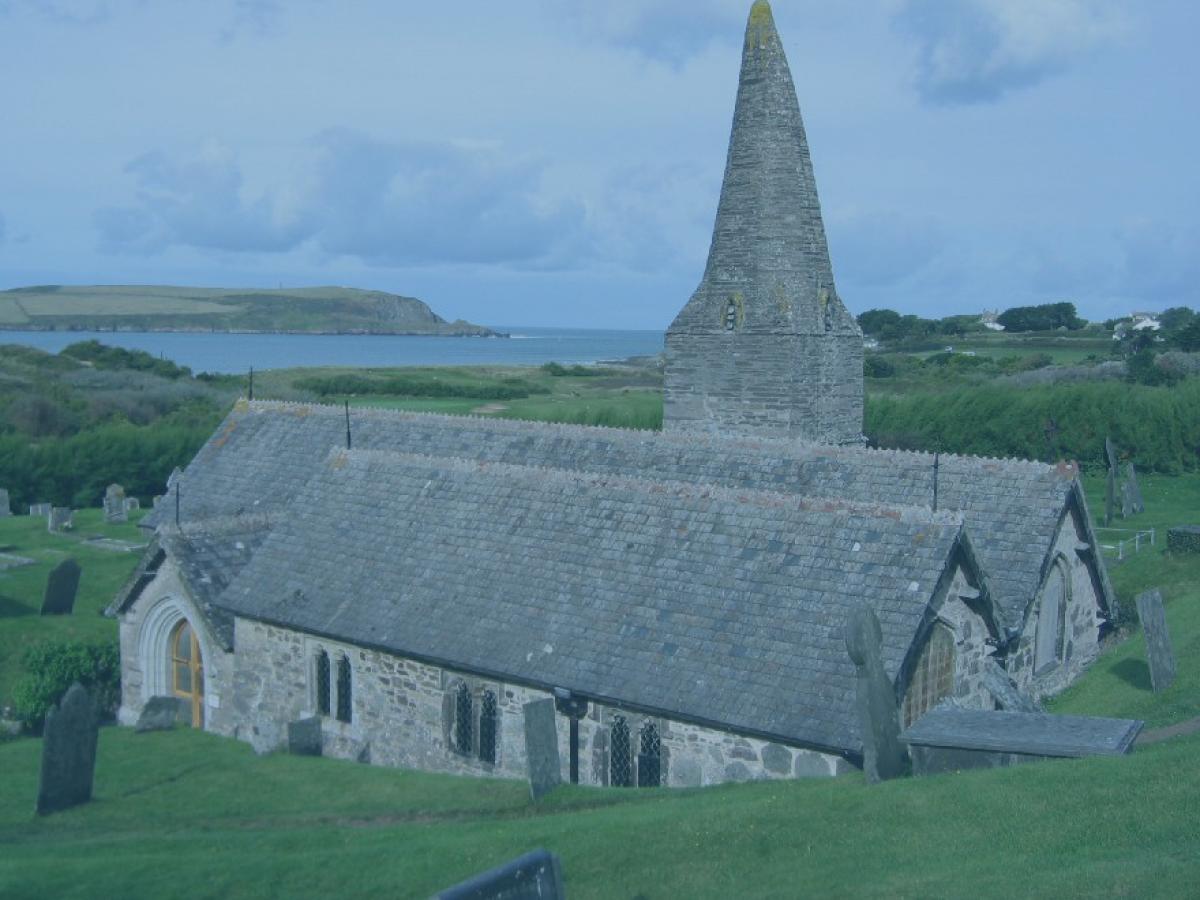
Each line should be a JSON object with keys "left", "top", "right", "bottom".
{"left": 170, "top": 620, "right": 204, "bottom": 727}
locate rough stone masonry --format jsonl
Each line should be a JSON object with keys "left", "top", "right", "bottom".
{"left": 663, "top": 0, "right": 863, "bottom": 443}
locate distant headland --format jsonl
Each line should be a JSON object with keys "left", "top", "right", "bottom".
{"left": 0, "top": 285, "right": 503, "bottom": 337}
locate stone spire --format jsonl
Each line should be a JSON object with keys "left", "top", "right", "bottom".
{"left": 663, "top": 1, "right": 863, "bottom": 443}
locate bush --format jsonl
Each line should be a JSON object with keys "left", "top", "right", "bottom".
{"left": 10, "top": 640, "right": 121, "bottom": 733}
{"left": 61, "top": 340, "right": 193, "bottom": 380}
{"left": 540, "top": 362, "right": 618, "bottom": 377}
{"left": 997, "top": 302, "right": 1085, "bottom": 333}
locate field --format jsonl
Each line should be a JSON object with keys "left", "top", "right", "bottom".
{"left": 1, "top": 471, "right": 1197, "bottom": 897}
{"left": 911, "top": 329, "right": 1115, "bottom": 365}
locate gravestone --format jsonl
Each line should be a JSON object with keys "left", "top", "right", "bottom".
{"left": 1125, "top": 463, "right": 1145, "bottom": 514}
{"left": 0, "top": 488, "right": 10, "bottom": 517}
{"left": 1166, "top": 525, "right": 1200, "bottom": 555}
{"left": 1134, "top": 589, "right": 1176, "bottom": 693}
{"left": 135, "top": 696, "right": 190, "bottom": 732}
{"left": 981, "top": 658, "right": 1042, "bottom": 713}
{"left": 1120, "top": 479, "right": 1135, "bottom": 519}
{"left": 1104, "top": 436, "right": 1120, "bottom": 474}
{"left": 36, "top": 683, "right": 99, "bottom": 815}
{"left": 103, "top": 484, "right": 127, "bottom": 523}
{"left": 434, "top": 848, "right": 565, "bottom": 900}
{"left": 40, "top": 559, "right": 81, "bottom": 616}
{"left": 287, "top": 716, "right": 323, "bottom": 756}
{"left": 123, "top": 496, "right": 141, "bottom": 513}
{"left": 48, "top": 507, "right": 73, "bottom": 533}
{"left": 843, "top": 605, "right": 906, "bottom": 783}
{"left": 29, "top": 502, "right": 51, "bottom": 517}
{"left": 522, "top": 698, "right": 562, "bottom": 801}
{"left": 1104, "top": 468, "right": 1116, "bottom": 526}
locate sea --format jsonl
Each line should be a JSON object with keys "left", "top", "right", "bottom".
{"left": 0, "top": 327, "right": 665, "bottom": 374}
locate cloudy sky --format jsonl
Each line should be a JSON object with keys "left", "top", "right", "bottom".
{"left": 1, "top": 0, "right": 1196, "bottom": 328}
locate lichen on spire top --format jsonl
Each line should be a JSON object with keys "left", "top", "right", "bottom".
{"left": 745, "top": 0, "right": 778, "bottom": 50}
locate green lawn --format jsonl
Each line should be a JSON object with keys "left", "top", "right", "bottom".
{"left": 0, "top": 510, "right": 147, "bottom": 709}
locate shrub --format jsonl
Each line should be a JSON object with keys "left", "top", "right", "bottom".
{"left": 61, "top": 340, "right": 193, "bottom": 380}
{"left": 10, "top": 640, "right": 121, "bottom": 733}
{"left": 540, "top": 362, "right": 618, "bottom": 377}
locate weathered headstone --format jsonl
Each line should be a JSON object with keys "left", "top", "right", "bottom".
{"left": 36, "top": 683, "right": 99, "bottom": 815}
{"left": 123, "top": 496, "right": 141, "bottom": 513}
{"left": 40, "top": 558, "right": 81, "bottom": 616}
{"left": 0, "top": 488, "right": 10, "bottom": 517}
{"left": 47, "top": 507, "right": 73, "bottom": 533}
{"left": 1104, "top": 436, "right": 1120, "bottom": 474}
{"left": 103, "top": 484, "right": 127, "bottom": 523}
{"left": 434, "top": 848, "right": 565, "bottom": 900}
{"left": 843, "top": 605, "right": 906, "bottom": 783}
{"left": 29, "top": 502, "right": 51, "bottom": 517}
{"left": 1120, "top": 479, "right": 1135, "bottom": 519}
{"left": 1125, "top": 463, "right": 1145, "bottom": 514}
{"left": 981, "top": 658, "right": 1043, "bottom": 713}
{"left": 1134, "top": 589, "right": 1176, "bottom": 693}
{"left": 522, "top": 698, "right": 562, "bottom": 801}
{"left": 1104, "top": 468, "right": 1116, "bottom": 526}
{"left": 135, "top": 696, "right": 190, "bottom": 733}
{"left": 287, "top": 716, "right": 323, "bottom": 756}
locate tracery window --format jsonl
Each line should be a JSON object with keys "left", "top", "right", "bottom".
{"left": 315, "top": 650, "right": 331, "bottom": 716}
{"left": 901, "top": 623, "right": 955, "bottom": 728}
{"left": 335, "top": 655, "right": 352, "bottom": 724}
{"left": 637, "top": 721, "right": 662, "bottom": 787}
{"left": 610, "top": 715, "right": 632, "bottom": 787}
{"left": 454, "top": 682, "right": 474, "bottom": 755}
{"left": 478, "top": 689, "right": 498, "bottom": 764}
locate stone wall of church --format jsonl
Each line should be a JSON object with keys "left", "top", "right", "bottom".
{"left": 663, "top": 331, "right": 863, "bottom": 443}
{"left": 1007, "top": 508, "right": 1105, "bottom": 700}
{"left": 116, "top": 561, "right": 236, "bottom": 733}
{"left": 228, "top": 617, "right": 848, "bottom": 786}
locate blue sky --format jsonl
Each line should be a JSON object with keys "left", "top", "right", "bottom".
{"left": 1, "top": 0, "right": 1196, "bottom": 328}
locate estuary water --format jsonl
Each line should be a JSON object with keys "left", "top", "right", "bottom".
{"left": 0, "top": 327, "right": 665, "bottom": 374}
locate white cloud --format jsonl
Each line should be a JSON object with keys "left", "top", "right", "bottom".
{"left": 895, "top": 0, "right": 1128, "bottom": 104}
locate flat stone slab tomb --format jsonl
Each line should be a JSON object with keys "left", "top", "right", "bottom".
{"left": 902, "top": 709, "right": 1142, "bottom": 776}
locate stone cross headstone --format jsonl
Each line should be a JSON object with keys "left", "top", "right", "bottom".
{"left": 103, "top": 484, "right": 127, "bottom": 523}
{"left": 135, "top": 696, "right": 190, "bottom": 732}
{"left": 981, "top": 658, "right": 1042, "bottom": 712}
{"left": 1134, "top": 589, "right": 1176, "bottom": 693}
{"left": 29, "top": 502, "right": 51, "bottom": 517}
{"left": 523, "top": 698, "right": 562, "bottom": 801}
{"left": 844, "top": 605, "right": 906, "bottom": 783}
{"left": 0, "top": 488, "right": 11, "bottom": 517}
{"left": 40, "top": 559, "right": 81, "bottom": 616}
{"left": 1125, "top": 463, "right": 1145, "bottom": 514}
{"left": 123, "top": 496, "right": 141, "bottom": 513}
{"left": 48, "top": 507, "right": 73, "bottom": 533}
{"left": 36, "top": 683, "right": 99, "bottom": 815}
{"left": 434, "top": 848, "right": 565, "bottom": 900}
{"left": 287, "top": 716, "right": 323, "bottom": 756}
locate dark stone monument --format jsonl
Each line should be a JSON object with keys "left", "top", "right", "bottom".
{"left": 0, "top": 488, "right": 10, "bottom": 517}
{"left": 843, "top": 605, "right": 906, "bottom": 783}
{"left": 522, "top": 698, "right": 562, "bottom": 801}
{"left": 1167, "top": 525, "right": 1200, "bottom": 555}
{"left": 1125, "top": 463, "right": 1145, "bottom": 514}
{"left": 287, "top": 716, "right": 323, "bottom": 756}
{"left": 103, "top": 484, "right": 127, "bottom": 524}
{"left": 135, "top": 696, "right": 190, "bottom": 732}
{"left": 1134, "top": 589, "right": 1176, "bottom": 693}
{"left": 40, "top": 558, "right": 81, "bottom": 616}
{"left": 901, "top": 709, "right": 1142, "bottom": 776}
{"left": 48, "top": 507, "right": 73, "bottom": 533}
{"left": 981, "top": 658, "right": 1042, "bottom": 713}
{"left": 36, "top": 683, "right": 100, "bottom": 815}
{"left": 434, "top": 848, "right": 565, "bottom": 900}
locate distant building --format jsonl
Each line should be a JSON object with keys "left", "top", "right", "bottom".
{"left": 980, "top": 310, "right": 1005, "bottom": 332}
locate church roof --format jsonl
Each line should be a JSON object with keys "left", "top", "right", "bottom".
{"left": 218, "top": 448, "right": 982, "bottom": 755}
{"left": 668, "top": 0, "right": 857, "bottom": 337}
{"left": 152, "top": 400, "right": 1091, "bottom": 632}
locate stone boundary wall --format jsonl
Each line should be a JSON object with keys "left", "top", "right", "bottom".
{"left": 229, "top": 617, "right": 847, "bottom": 786}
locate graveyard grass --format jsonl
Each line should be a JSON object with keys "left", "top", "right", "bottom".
{"left": 1, "top": 480, "right": 1198, "bottom": 897}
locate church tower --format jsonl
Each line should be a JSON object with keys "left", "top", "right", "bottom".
{"left": 663, "top": 1, "right": 863, "bottom": 443}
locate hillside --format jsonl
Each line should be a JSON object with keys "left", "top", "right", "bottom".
{"left": 0, "top": 285, "right": 499, "bottom": 336}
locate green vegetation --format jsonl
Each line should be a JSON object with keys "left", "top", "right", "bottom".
{"left": 10, "top": 639, "right": 120, "bottom": 732}
{"left": 0, "top": 284, "right": 496, "bottom": 336}
{"left": 996, "top": 301, "right": 1086, "bottom": 332}
{"left": 59, "top": 339, "right": 193, "bottom": 380}
{"left": 294, "top": 372, "right": 549, "bottom": 402}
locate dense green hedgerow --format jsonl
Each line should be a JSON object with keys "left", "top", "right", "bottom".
{"left": 294, "top": 373, "right": 549, "bottom": 400}
{"left": 60, "top": 340, "right": 193, "bottom": 380}
{"left": 10, "top": 639, "right": 120, "bottom": 732}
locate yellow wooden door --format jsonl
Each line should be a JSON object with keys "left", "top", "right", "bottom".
{"left": 171, "top": 621, "right": 204, "bottom": 728}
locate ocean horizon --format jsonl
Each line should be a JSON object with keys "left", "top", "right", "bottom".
{"left": 0, "top": 327, "right": 666, "bottom": 374}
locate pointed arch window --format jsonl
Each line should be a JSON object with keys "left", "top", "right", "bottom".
{"left": 901, "top": 622, "right": 955, "bottom": 728}
{"left": 1035, "top": 564, "right": 1069, "bottom": 673}
{"left": 610, "top": 715, "right": 632, "bottom": 787}
{"left": 454, "top": 683, "right": 474, "bottom": 755}
{"left": 335, "top": 655, "right": 352, "bottom": 723}
{"left": 478, "top": 689, "right": 498, "bottom": 764}
{"left": 725, "top": 299, "right": 738, "bottom": 331}
{"left": 637, "top": 721, "right": 662, "bottom": 787}
{"left": 315, "top": 650, "right": 331, "bottom": 716}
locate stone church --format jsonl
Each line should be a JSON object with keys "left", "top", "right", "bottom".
{"left": 111, "top": 2, "right": 1115, "bottom": 788}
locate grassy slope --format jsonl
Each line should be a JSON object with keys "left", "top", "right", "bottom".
{"left": 0, "top": 476, "right": 1197, "bottom": 896}
{"left": 0, "top": 510, "right": 148, "bottom": 707}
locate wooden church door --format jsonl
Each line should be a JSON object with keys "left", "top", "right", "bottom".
{"left": 171, "top": 620, "right": 205, "bottom": 728}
